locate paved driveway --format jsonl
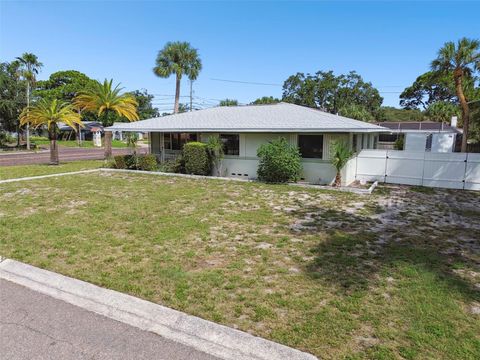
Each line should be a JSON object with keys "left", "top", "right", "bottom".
{"left": 0, "top": 147, "right": 147, "bottom": 166}
{"left": 0, "top": 279, "right": 219, "bottom": 360}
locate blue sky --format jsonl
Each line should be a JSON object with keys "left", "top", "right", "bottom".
{"left": 1, "top": 1, "right": 479, "bottom": 112}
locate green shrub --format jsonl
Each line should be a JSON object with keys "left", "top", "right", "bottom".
{"left": 394, "top": 137, "right": 404, "bottom": 150}
{"left": 257, "top": 138, "right": 302, "bottom": 183}
{"left": 124, "top": 155, "right": 137, "bottom": 169}
{"left": 113, "top": 155, "right": 127, "bottom": 169}
{"left": 183, "top": 142, "right": 211, "bottom": 175}
{"left": 137, "top": 154, "right": 158, "bottom": 171}
{"left": 159, "top": 159, "right": 177, "bottom": 173}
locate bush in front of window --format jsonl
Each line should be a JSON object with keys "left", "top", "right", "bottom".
{"left": 112, "top": 155, "right": 127, "bottom": 169}
{"left": 111, "top": 154, "right": 158, "bottom": 171}
{"left": 137, "top": 154, "right": 158, "bottom": 171}
{"left": 183, "top": 142, "right": 212, "bottom": 175}
{"left": 257, "top": 138, "right": 302, "bottom": 183}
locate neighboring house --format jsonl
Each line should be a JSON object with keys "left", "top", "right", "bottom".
{"left": 57, "top": 121, "right": 104, "bottom": 141}
{"left": 111, "top": 126, "right": 146, "bottom": 141}
{"left": 374, "top": 121, "right": 460, "bottom": 153}
{"left": 106, "top": 103, "right": 387, "bottom": 184}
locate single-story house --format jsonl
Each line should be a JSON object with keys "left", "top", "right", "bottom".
{"left": 106, "top": 102, "right": 388, "bottom": 184}
{"left": 374, "top": 121, "right": 460, "bottom": 153}
{"left": 57, "top": 121, "right": 104, "bottom": 141}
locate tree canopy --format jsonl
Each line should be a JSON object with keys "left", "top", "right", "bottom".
{"left": 74, "top": 79, "right": 139, "bottom": 127}
{"left": 0, "top": 61, "right": 26, "bottom": 132}
{"left": 251, "top": 96, "right": 280, "bottom": 105}
{"left": 35, "top": 70, "right": 97, "bottom": 102}
{"left": 219, "top": 99, "right": 238, "bottom": 106}
{"left": 127, "top": 89, "right": 159, "bottom": 119}
{"left": 282, "top": 70, "right": 383, "bottom": 120}
{"left": 153, "top": 41, "right": 202, "bottom": 113}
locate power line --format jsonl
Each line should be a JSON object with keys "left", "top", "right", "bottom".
{"left": 210, "top": 78, "right": 282, "bottom": 86}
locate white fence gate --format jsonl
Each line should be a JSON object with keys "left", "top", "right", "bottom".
{"left": 353, "top": 150, "right": 480, "bottom": 191}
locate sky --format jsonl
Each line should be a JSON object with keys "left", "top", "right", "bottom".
{"left": 1, "top": 0, "right": 479, "bottom": 113}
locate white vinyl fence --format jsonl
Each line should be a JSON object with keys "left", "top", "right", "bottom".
{"left": 353, "top": 150, "right": 480, "bottom": 191}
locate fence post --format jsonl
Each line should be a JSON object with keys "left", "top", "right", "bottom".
{"left": 384, "top": 150, "right": 388, "bottom": 183}
{"left": 463, "top": 152, "right": 469, "bottom": 190}
{"left": 420, "top": 151, "right": 426, "bottom": 186}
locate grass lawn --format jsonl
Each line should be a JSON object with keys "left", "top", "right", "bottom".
{"left": 0, "top": 160, "right": 103, "bottom": 180}
{"left": 0, "top": 170, "right": 479, "bottom": 359}
{"left": 34, "top": 139, "right": 128, "bottom": 148}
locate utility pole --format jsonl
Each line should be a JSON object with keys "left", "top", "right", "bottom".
{"left": 190, "top": 80, "right": 193, "bottom": 112}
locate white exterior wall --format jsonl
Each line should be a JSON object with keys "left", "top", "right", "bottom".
{"left": 150, "top": 131, "right": 378, "bottom": 185}
{"left": 403, "top": 132, "right": 456, "bottom": 153}
{"left": 431, "top": 133, "right": 455, "bottom": 153}
{"left": 405, "top": 133, "right": 427, "bottom": 152}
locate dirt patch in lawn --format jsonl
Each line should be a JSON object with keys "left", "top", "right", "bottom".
{"left": 0, "top": 173, "right": 479, "bottom": 359}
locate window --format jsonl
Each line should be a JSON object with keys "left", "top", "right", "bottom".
{"left": 352, "top": 134, "right": 358, "bottom": 152}
{"left": 220, "top": 134, "right": 239, "bottom": 155}
{"left": 379, "top": 134, "right": 398, "bottom": 143}
{"left": 163, "top": 133, "right": 197, "bottom": 150}
{"left": 298, "top": 135, "right": 324, "bottom": 159}
{"left": 163, "top": 133, "right": 171, "bottom": 150}
{"left": 425, "top": 134, "right": 433, "bottom": 152}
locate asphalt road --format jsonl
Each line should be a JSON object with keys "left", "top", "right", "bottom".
{"left": 0, "top": 279, "right": 219, "bottom": 360}
{"left": 0, "top": 146, "right": 147, "bottom": 166}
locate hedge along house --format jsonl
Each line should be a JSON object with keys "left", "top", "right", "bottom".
{"left": 106, "top": 103, "right": 387, "bottom": 184}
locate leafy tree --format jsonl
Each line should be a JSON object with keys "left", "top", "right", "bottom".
{"left": 376, "top": 106, "right": 424, "bottom": 122}
{"left": 34, "top": 70, "right": 97, "bottom": 102}
{"left": 399, "top": 71, "right": 457, "bottom": 110}
{"left": 74, "top": 79, "right": 139, "bottom": 127}
{"left": 257, "top": 138, "right": 302, "bottom": 183}
{"left": 251, "top": 96, "right": 280, "bottom": 105}
{"left": 330, "top": 141, "right": 353, "bottom": 187}
{"left": 338, "top": 104, "right": 374, "bottom": 121}
{"left": 0, "top": 61, "right": 26, "bottom": 136}
{"left": 16, "top": 52, "right": 43, "bottom": 149}
{"left": 282, "top": 71, "right": 382, "bottom": 120}
{"left": 424, "top": 101, "right": 460, "bottom": 123}
{"left": 153, "top": 41, "right": 202, "bottom": 114}
{"left": 431, "top": 37, "right": 480, "bottom": 152}
{"left": 127, "top": 89, "right": 159, "bottom": 119}
{"left": 219, "top": 99, "right": 238, "bottom": 106}
{"left": 20, "top": 98, "right": 83, "bottom": 164}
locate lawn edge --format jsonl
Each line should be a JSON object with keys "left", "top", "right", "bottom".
{"left": 1, "top": 166, "right": 372, "bottom": 194}
{"left": 0, "top": 258, "right": 318, "bottom": 360}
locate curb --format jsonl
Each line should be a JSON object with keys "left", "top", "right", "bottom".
{"left": 0, "top": 169, "right": 102, "bottom": 184}
{"left": 0, "top": 259, "right": 317, "bottom": 360}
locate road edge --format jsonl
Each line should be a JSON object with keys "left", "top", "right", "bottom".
{"left": 0, "top": 258, "right": 317, "bottom": 360}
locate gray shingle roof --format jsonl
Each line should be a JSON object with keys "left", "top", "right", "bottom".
{"left": 106, "top": 102, "right": 387, "bottom": 133}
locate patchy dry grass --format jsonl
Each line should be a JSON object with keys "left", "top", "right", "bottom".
{"left": 0, "top": 172, "right": 479, "bottom": 359}
{"left": 0, "top": 160, "right": 103, "bottom": 180}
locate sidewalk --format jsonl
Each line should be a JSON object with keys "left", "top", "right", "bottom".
{"left": 0, "top": 279, "right": 218, "bottom": 360}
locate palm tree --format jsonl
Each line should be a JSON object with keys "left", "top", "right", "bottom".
{"left": 20, "top": 98, "right": 83, "bottom": 165}
{"left": 153, "top": 41, "right": 202, "bottom": 114}
{"left": 330, "top": 141, "right": 353, "bottom": 187}
{"left": 74, "top": 79, "right": 139, "bottom": 126}
{"left": 431, "top": 38, "right": 480, "bottom": 152}
{"left": 16, "top": 53, "right": 43, "bottom": 150}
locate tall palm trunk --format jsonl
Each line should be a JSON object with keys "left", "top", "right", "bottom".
{"left": 174, "top": 74, "right": 181, "bottom": 114}
{"left": 49, "top": 128, "right": 59, "bottom": 165}
{"left": 454, "top": 68, "right": 470, "bottom": 153}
